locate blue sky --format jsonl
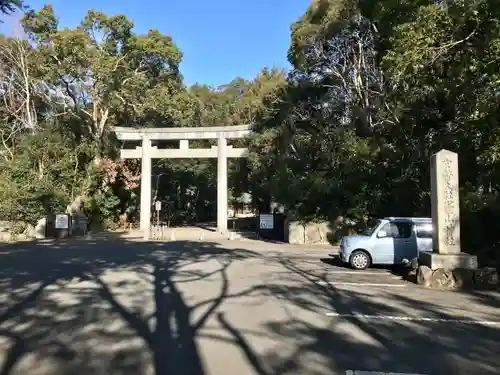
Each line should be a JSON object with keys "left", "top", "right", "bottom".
{"left": 1, "top": 0, "right": 311, "bottom": 86}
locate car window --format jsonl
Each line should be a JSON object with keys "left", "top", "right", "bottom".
{"left": 380, "top": 222, "right": 413, "bottom": 239}
{"left": 360, "top": 219, "right": 381, "bottom": 236}
{"left": 415, "top": 223, "right": 433, "bottom": 238}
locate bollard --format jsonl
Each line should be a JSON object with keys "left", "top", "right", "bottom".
{"left": 170, "top": 229, "right": 176, "bottom": 241}
{"left": 199, "top": 230, "right": 204, "bottom": 241}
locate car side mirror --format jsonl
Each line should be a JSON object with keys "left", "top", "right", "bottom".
{"left": 377, "top": 230, "right": 387, "bottom": 238}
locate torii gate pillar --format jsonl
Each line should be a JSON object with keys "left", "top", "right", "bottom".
{"left": 140, "top": 137, "right": 152, "bottom": 238}
{"left": 217, "top": 135, "right": 228, "bottom": 234}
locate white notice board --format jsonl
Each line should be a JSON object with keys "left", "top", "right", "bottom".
{"left": 259, "top": 214, "right": 274, "bottom": 229}
{"left": 55, "top": 214, "right": 69, "bottom": 229}
{"left": 155, "top": 201, "right": 162, "bottom": 211}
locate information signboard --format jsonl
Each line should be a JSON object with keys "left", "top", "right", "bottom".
{"left": 55, "top": 214, "right": 69, "bottom": 229}
{"left": 259, "top": 214, "right": 274, "bottom": 229}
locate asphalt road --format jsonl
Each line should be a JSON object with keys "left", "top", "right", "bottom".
{"left": 0, "top": 236, "right": 499, "bottom": 375}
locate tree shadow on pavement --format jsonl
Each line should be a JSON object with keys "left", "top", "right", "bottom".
{"left": 1, "top": 237, "right": 500, "bottom": 375}
{"left": 214, "top": 254, "right": 500, "bottom": 375}
{"left": 0, "top": 238, "right": 262, "bottom": 375}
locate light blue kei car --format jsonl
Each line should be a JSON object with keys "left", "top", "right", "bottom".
{"left": 336, "top": 217, "right": 433, "bottom": 270}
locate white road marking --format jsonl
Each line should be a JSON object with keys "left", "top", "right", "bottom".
{"left": 345, "top": 371, "right": 427, "bottom": 375}
{"left": 328, "top": 313, "right": 500, "bottom": 326}
{"left": 317, "top": 281, "right": 406, "bottom": 287}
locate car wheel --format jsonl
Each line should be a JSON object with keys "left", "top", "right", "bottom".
{"left": 350, "top": 250, "right": 371, "bottom": 270}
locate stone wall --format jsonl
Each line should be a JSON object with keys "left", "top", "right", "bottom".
{"left": 285, "top": 221, "right": 331, "bottom": 245}
{"left": 284, "top": 220, "right": 332, "bottom": 245}
{"left": 284, "top": 217, "right": 359, "bottom": 245}
{"left": 0, "top": 221, "right": 11, "bottom": 241}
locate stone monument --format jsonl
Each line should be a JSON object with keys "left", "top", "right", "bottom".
{"left": 419, "top": 149, "right": 478, "bottom": 269}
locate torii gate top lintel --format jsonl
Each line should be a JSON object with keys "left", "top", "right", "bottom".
{"left": 112, "top": 124, "right": 253, "bottom": 141}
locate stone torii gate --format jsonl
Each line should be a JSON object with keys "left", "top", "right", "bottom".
{"left": 112, "top": 125, "right": 251, "bottom": 239}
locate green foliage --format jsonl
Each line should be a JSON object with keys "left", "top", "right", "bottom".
{"left": 0, "top": 4, "right": 286, "bottom": 228}
{"left": 0, "top": 128, "right": 90, "bottom": 224}
{"left": 3, "top": 0, "right": 500, "bottom": 264}
{"left": 0, "top": 5, "right": 191, "bottom": 228}
{"left": 149, "top": 68, "right": 287, "bottom": 224}
{"left": 242, "top": 0, "right": 500, "bottom": 259}
{"left": 89, "top": 190, "right": 121, "bottom": 229}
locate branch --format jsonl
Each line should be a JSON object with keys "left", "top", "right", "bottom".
{"left": 97, "top": 107, "right": 109, "bottom": 138}
{"left": 116, "top": 92, "right": 140, "bottom": 114}
{"left": 112, "top": 53, "right": 128, "bottom": 72}
{"left": 0, "top": 130, "right": 14, "bottom": 161}
{"left": 0, "top": 37, "right": 38, "bottom": 131}
{"left": 121, "top": 62, "right": 146, "bottom": 86}
{"left": 430, "top": 29, "right": 476, "bottom": 52}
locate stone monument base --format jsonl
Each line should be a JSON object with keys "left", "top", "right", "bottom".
{"left": 419, "top": 251, "right": 478, "bottom": 270}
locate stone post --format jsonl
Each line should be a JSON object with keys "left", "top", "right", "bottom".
{"left": 419, "top": 149, "right": 477, "bottom": 269}
{"left": 140, "top": 137, "right": 152, "bottom": 239}
{"left": 217, "top": 135, "right": 228, "bottom": 235}
{"left": 431, "top": 149, "right": 461, "bottom": 254}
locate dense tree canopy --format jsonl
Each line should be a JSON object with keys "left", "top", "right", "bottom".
{"left": 1, "top": 1, "right": 500, "bottom": 255}
{"left": 245, "top": 0, "right": 500, "bottom": 252}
